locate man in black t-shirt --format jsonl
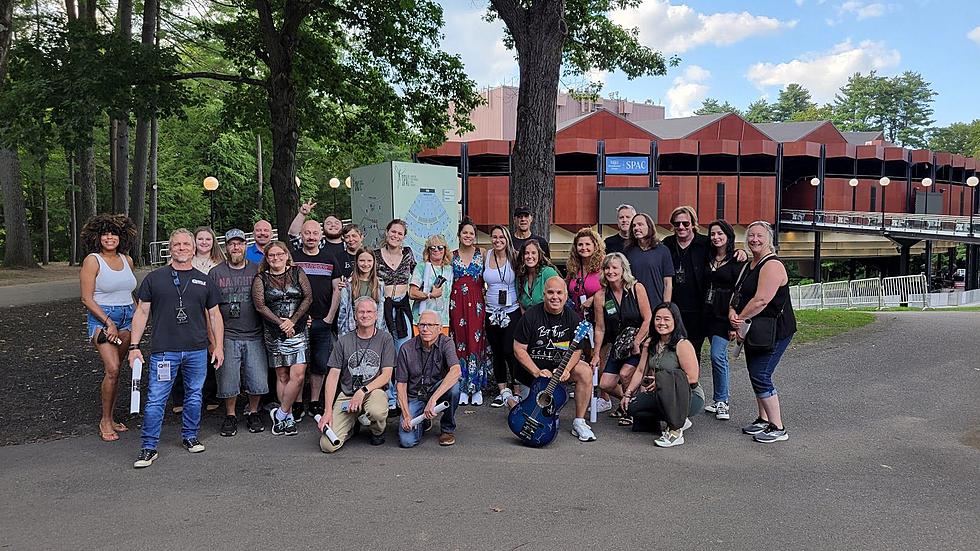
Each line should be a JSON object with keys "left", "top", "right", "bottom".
{"left": 512, "top": 206, "right": 551, "bottom": 259}
{"left": 513, "top": 277, "right": 597, "bottom": 442}
{"left": 129, "top": 229, "right": 223, "bottom": 469}
{"left": 335, "top": 223, "right": 365, "bottom": 278}
{"left": 290, "top": 220, "right": 339, "bottom": 419}
{"left": 604, "top": 204, "right": 635, "bottom": 255}
{"left": 286, "top": 200, "right": 345, "bottom": 259}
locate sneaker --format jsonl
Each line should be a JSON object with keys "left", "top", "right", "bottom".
{"left": 438, "top": 432, "right": 456, "bottom": 446}
{"left": 292, "top": 402, "right": 306, "bottom": 422}
{"left": 682, "top": 418, "right": 692, "bottom": 431}
{"left": 133, "top": 448, "right": 158, "bottom": 468}
{"left": 422, "top": 419, "right": 433, "bottom": 433}
{"left": 459, "top": 393, "right": 469, "bottom": 405}
{"left": 753, "top": 424, "right": 789, "bottom": 443}
{"left": 704, "top": 401, "right": 717, "bottom": 413}
{"left": 571, "top": 419, "right": 597, "bottom": 442}
{"left": 715, "top": 401, "right": 730, "bottom": 421}
{"left": 593, "top": 397, "right": 613, "bottom": 413}
{"left": 182, "top": 438, "right": 206, "bottom": 453}
{"left": 654, "top": 429, "right": 685, "bottom": 447}
{"left": 742, "top": 417, "right": 769, "bottom": 435}
{"left": 205, "top": 401, "right": 220, "bottom": 412}
{"left": 490, "top": 394, "right": 507, "bottom": 408}
{"left": 309, "top": 401, "right": 325, "bottom": 419}
{"left": 283, "top": 417, "right": 298, "bottom": 436}
{"left": 246, "top": 411, "right": 265, "bottom": 433}
{"left": 270, "top": 408, "right": 287, "bottom": 435}
{"left": 471, "top": 391, "right": 483, "bottom": 406}
{"left": 220, "top": 415, "right": 238, "bottom": 437}
{"left": 370, "top": 433, "right": 385, "bottom": 446}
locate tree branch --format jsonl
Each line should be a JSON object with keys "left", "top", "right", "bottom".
{"left": 158, "top": 71, "right": 267, "bottom": 87}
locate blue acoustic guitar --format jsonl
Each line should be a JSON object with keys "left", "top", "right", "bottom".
{"left": 508, "top": 320, "right": 592, "bottom": 447}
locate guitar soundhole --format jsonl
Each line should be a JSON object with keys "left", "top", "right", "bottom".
{"left": 536, "top": 392, "right": 552, "bottom": 409}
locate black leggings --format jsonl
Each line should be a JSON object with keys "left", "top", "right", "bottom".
{"left": 628, "top": 391, "right": 687, "bottom": 433}
{"left": 486, "top": 310, "right": 530, "bottom": 387}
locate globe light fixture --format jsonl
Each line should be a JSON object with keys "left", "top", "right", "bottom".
{"left": 921, "top": 177, "right": 933, "bottom": 187}
{"left": 968, "top": 176, "right": 979, "bottom": 187}
{"left": 848, "top": 178, "right": 859, "bottom": 187}
{"left": 344, "top": 176, "right": 352, "bottom": 189}
{"left": 810, "top": 177, "right": 820, "bottom": 186}
{"left": 879, "top": 176, "right": 890, "bottom": 186}
{"left": 203, "top": 176, "right": 219, "bottom": 191}
{"left": 329, "top": 177, "right": 341, "bottom": 189}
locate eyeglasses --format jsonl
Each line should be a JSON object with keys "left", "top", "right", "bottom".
{"left": 418, "top": 322, "right": 440, "bottom": 329}
{"left": 428, "top": 245, "right": 446, "bottom": 251}
{"left": 266, "top": 252, "right": 288, "bottom": 259}
{"left": 671, "top": 221, "right": 691, "bottom": 228}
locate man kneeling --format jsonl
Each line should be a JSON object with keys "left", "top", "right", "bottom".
{"left": 396, "top": 310, "right": 462, "bottom": 447}
{"left": 318, "top": 297, "right": 395, "bottom": 452}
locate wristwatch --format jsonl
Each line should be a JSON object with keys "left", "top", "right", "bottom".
{"left": 359, "top": 386, "right": 369, "bottom": 395}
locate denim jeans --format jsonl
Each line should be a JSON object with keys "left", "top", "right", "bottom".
{"left": 307, "top": 319, "right": 334, "bottom": 376}
{"left": 216, "top": 338, "right": 269, "bottom": 398}
{"left": 398, "top": 380, "right": 461, "bottom": 448}
{"left": 744, "top": 335, "right": 793, "bottom": 399}
{"left": 709, "top": 335, "right": 731, "bottom": 403}
{"left": 141, "top": 349, "right": 208, "bottom": 449}
{"left": 387, "top": 313, "right": 413, "bottom": 408}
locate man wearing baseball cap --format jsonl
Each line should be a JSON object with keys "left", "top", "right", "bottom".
{"left": 512, "top": 206, "right": 551, "bottom": 259}
{"left": 208, "top": 229, "right": 269, "bottom": 436}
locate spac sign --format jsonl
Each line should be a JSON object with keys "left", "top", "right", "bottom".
{"left": 605, "top": 156, "right": 649, "bottom": 175}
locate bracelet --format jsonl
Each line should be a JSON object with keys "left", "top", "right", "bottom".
{"left": 128, "top": 344, "right": 139, "bottom": 350}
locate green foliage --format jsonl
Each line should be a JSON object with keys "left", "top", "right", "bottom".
{"left": 928, "top": 120, "right": 980, "bottom": 158}
{"left": 743, "top": 99, "right": 776, "bottom": 123}
{"left": 694, "top": 98, "right": 740, "bottom": 116}
{"left": 789, "top": 103, "right": 835, "bottom": 122}
{"left": 793, "top": 310, "right": 875, "bottom": 344}
{"left": 773, "top": 83, "right": 814, "bottom": 122}
{"left": 833, "top": 71, "right": 935, "bottom": 147}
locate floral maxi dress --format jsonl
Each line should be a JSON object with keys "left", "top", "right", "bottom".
{"left": 450, "top": 249, "right": 489, "bottom": 394}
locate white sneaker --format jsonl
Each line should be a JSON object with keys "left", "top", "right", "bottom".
{"left": 593, "top": 398, "right": 613, "bottom": 413}
{"left": 654, "top": 428, "right": 685, "bottom": 447}
{"left": 471, "top": 391, "right": 483, "bottom": 406}
{"left": 704, "top": 401, "right": 717, "bottom": 413}
{"left": 571, "top": 419, "right": 597, "bottom": 442}
{"left": 459, "top": 392, "right": 469, "bottom": 405}
{"left": 682, "top": 418, "right": 692, "bottom": 431}
{"left": 715, "top": 401, "right": 730, "bottom": 420}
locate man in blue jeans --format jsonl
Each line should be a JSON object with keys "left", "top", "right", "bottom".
{"left": 128, "top": 228, "right": 224, "bottom": 468}
{"left": 395, "top": 310, "right": 461, "bottom": 447}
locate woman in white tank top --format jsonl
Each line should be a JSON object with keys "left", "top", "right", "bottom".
{"left": 79, "top": 214, "right": 138, "bottom": 442}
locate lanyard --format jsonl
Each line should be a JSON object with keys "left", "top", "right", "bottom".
{"left": 171, "top": 269, "right": 192, "bottom": 307}
{"left": 418, "top": 338, "right": 438, "bottom": 390}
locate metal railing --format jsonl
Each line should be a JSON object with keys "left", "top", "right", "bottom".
{"left": 789, "top": 274, "right": 931, "bottom": 310}
{"left": 780, "top": 209, "right": 979, "bottom": 240}
{"left": 149, "top": 230, "right": 279, "bottom": 265}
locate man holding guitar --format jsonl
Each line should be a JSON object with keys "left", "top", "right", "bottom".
{"left": 513, "top": 277, "right": 597, "bottom": 443}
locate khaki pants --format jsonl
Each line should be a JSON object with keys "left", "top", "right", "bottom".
{"left": 319, "top": 389, "right": 388, "bottom": 453}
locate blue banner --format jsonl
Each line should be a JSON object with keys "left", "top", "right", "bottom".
{"left": 605, "top": 156, "right": 649, "bottom": 175}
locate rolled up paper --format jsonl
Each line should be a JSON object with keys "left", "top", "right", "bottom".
{"left": 409, "top": 401, "right": 449, "bottom": 428}
{"left": 130, "top": 358, "right": 143, "bottom": 414}
{"left": 321, "top": 425, "right": 341, "bottom": 446}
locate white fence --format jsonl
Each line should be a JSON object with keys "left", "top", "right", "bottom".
{"left": 149, "top": 230, "right": 279, "bottom": 264}
{"left": 789, "top": 274, "right": 952, "bottom": 310}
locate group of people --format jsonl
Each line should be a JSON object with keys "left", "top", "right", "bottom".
{"left": 79, "top": 200, "right": 796, "bottom": 469}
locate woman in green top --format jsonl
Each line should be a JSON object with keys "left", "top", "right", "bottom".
{"left": 517, "top": 239, "right": 560, "bottom": 310}
{"left": 408, "top": 234, "right": 454, "bottom": 331}
{"left": 622, "top": 301, "right": 703, "bottom": 448}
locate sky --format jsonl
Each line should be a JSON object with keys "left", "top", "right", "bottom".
{"left": 438, "top": 0, "right": 980, "bottom": 126}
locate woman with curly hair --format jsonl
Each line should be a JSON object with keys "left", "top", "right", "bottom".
{"left": 192, "top": 226, "right": 225, "bottom": 274}
{"left": 79, "top": 214, "right": 138, "bottom": 442}
{"left": 566, "top": 228, "right": 604, "bottom": 321}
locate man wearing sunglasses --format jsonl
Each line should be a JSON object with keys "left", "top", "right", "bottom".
{"left": 661, "top": 206, "right": 745, "bottom": 363}
{"left": 394, "top": 310, "right": 462, "bottom": 447}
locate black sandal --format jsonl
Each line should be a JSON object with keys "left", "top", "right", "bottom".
{"left": 618, "top": 415, "right": 634, "bottom": 426}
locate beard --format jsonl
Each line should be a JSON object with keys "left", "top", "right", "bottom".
{"left": 325, "top": 229, "right": 342, "bottom": 240}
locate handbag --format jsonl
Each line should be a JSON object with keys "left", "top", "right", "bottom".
{"left": 612, "top": 326, "right": 639, "bottom": 359}
{"left": 732, "top": 257, "right": 782, "bottom": 354}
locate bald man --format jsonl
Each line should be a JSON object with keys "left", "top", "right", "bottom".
{"left": 290, "top": 219, "right": 340, "bottom": 420}
{"left": 513, "top": 276, "right": 597, "bottom": 442}
{"left": 245, "top": 220, "right": 273, "bottom": 264}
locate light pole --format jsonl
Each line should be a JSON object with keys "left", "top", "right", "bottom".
{"left": 968, "top": 175, "right": 979, "bottom": 236}
{"left": 329, "top": 177, "right": 341, "bottom": 213}
{"left": 203, "top": 176, "right": 219, "bottom": 229}
{"left": 810, "top": 177, "right": 820, "bottom": 225}
{"left": 879, "top": 176, "right": 890, "bottom": 231}
{"left": 849, "top": 178, "right": 859, "bottom": 211}
{"left": 344, "top": 176, "right": 352, "bottom": 219}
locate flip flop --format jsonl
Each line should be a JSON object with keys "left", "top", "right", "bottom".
{"left": 100, "top": 430, "right": 119, "bottom": 442}
{"left": 112, "top": 422, "right": 129, "bottom": 432}
{"left": 609, "top": 410, "right": 623, "bottom": 418}
{"left": 618, "top": 416, "right": 634, "bottom": 427}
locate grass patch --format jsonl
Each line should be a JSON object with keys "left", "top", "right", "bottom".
{"left": 794, "top": 310, "right": 876, "bottom": 344}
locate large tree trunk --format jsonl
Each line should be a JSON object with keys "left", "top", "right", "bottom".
{"left": 76, "top": 142, "right": 97, "bottom": 224}
{"left": 128, "top": 0, "right": 158, "bottom": 264}
{"left": 148, "top": 116, "right": 158, "bottom": 246}
{"left": 493, "top": 0, "right": 566, "bottom": 238}
{"left": 0, "top": 149, "right": 36, "bottom": 267}
{"left": 112, "top": 0, "right": 133, "bottom": 214}
{"left": 40, "top": 161, "right": 49, "bottom": 264}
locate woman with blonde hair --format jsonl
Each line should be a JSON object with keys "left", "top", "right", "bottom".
{"left": 80, "top": 214, "right": 138, "bottom": 442}
{"left": 252, "top": 241, "right": 313, "bottom": 436}
{"left": 192, "top": 226, "right": 225, "bottom": 274}
{"left": 590, "top": 253, "right": 652, "bottom": 425}
{"left": 409, "top": 234, "right": 454, "bottom": 332}
{"left": 330, "top": 247, "right": 387, "bottom": 336}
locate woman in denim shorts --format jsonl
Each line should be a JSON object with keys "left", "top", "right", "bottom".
{"left": 80, "top": 214, "right": 138, "bottom": 442}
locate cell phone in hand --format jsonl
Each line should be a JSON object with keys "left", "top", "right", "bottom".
{"left": 433, "top": 275, "right": 446, "bottom": 287}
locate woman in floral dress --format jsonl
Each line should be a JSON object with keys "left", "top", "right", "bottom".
{"left": 450, "top": 218, "right": 490, "bottom": 405}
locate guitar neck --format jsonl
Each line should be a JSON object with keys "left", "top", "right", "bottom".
{"left": 544, "top": 346, "right": 578, "bottom": 393}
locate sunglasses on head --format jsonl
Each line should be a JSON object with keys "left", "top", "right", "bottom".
{"left": 671, "top": 220, "right": 692, "bottom": 228}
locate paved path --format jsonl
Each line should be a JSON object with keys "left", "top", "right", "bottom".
{"left": 0, "top": 268, "right": 151, "bottom": 307}
{"left": 1, "top": 312, "right": 977, "bottom": 550}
